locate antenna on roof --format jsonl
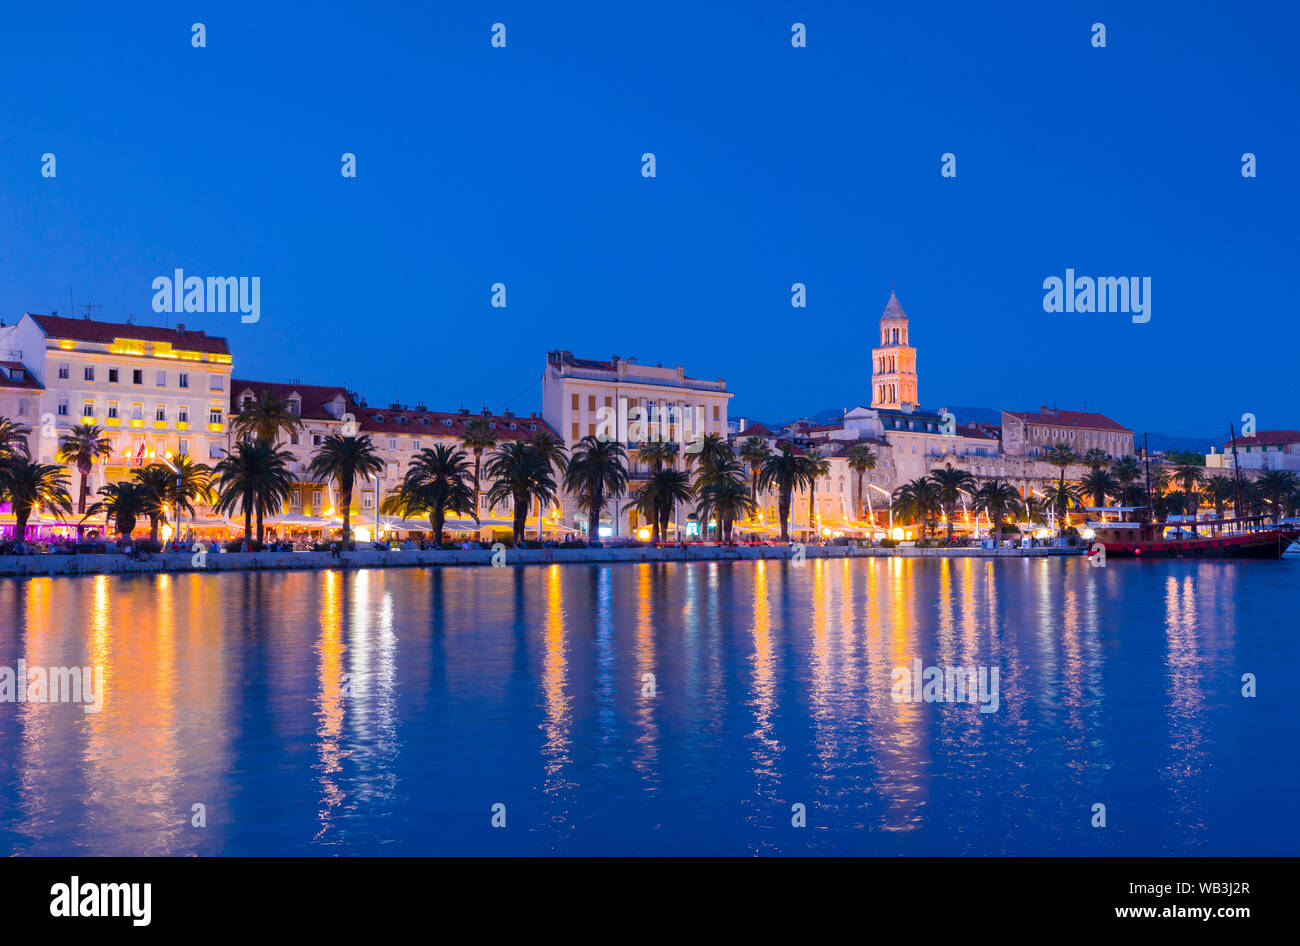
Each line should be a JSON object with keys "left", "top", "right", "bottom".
{"left": 80, "top": 303, "right": 101, "bottom": 321}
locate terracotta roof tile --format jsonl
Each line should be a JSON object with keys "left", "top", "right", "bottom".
{"left": 1006, "top": 408, "right": 1130, "bottom": 433}
{"left": 28, "top": 313, "right": 231, "bottom": 355}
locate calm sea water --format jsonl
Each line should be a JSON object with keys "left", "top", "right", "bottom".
{"left": 0, "top": 557, "right": 1295, "bottom": 856}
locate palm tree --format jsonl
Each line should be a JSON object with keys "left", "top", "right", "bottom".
{"left": 631, "top": 468, "right": 694, "bottom": 543}
{"left": 88, "top": 481, "right": 151, "bottom": 539}
{"left": 846, "top": 443, "right": 878, "bottom": 522}
{"left": 974, "top": 479, "right": 1024, "bottom": 545}
{"left": 696, "top": 472, "right": 756, "bottom": 543}
{"left": 738, "top": 437, "right": 771, "bottom": 508}
{"left": 757, "top": 444, "right": 813, "bottom": 542}
{"left": 486, "top": 440, "right": 560, "bottom": 546}
{"left": 458, "top": 417, "right": 498, "bottom": 518}
{"left": 802, "top": 448, "right": 832, "bottom": 539}
{"left": 638, "top": 439, "right": 680, "bottom": 474}
{"left": 129, "top": 463, "right": 174, "bottom": 543}
{"left": 1201, "top": 474, "right": 1236, "bottom": 532}
{"left": 563, "top": 435, "right": 628, "bottom": 542}
{"left": 528, "top": 428, "right": 569, "bottom": 540}
{"left": 1041, "top": 479, "right": 1083, "bottom": 531}
{"left": 1080, "top": 467, "right": 1118, "bottom": 510}
{"left": 381, "top": 444, "right": 476, "bottom": 540}
{"left": 0, "top": 418, "right": 32, "bottom": 461}
{"left": 1, "top": 457, "right": 73, "bottom": 540}
{"left": 1081, "top": 448, "right": 1110, "bottom": 471}
{"left": 215, "top": 441, "right": 298, "bottom": 545}
{"left": 230, "top": 390, "right": 304, "bottom": 445}
{"left": 892, "top": 477, "right": 941, "bottom": 539}
{"left": 693, "top": 456, "right": 747, "bottom": 542}
{"left": 165, "top": 455, "right": 216, "bottom": 535}
{"left": 688, "top": 432, "right": 732, "bottom": 471}
{"left": 927, "top": 464, "right": 976, "bottom": 541}
{"left": 1111, "top": 455, "right": 1142, "bottom": 521}
{"left": 306, "top": 434, "right": 384, "bottom": 546}
{"left": 1255, "top": 470, "right": 1298, "bottom": 524}
{"left": 1043, "top": 444, "right": 1077, "bottom": 486}
{"left": 56, "top": 423, "right": 113, "bottom": 534}
{"left": 1167, "top": 449, "right": 1206, "bottom": 532}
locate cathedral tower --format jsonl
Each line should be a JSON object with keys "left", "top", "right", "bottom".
{"left": 871, "top": 290, "right": 917, "bottom": 409}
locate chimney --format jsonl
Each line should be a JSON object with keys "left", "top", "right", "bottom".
{"left": 176, "top": 323, "right": 186, "bottom": 334}
{"left": 481, "top": 406, "right": 491, "bottom": 417}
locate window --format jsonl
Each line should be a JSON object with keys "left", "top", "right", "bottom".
{"left": 17, "top": 399, "right": 30, "bottom": 417}
{"left": 388, "top": 438, "right": 397, "bottom": 449}
{"left": 58, "top": 363, "right": 70, "bottom": 379}
{"left": 179, "top": 407, "right": 189, "bottom": 423}
{"left": 84, "top": 366, "right": 95, "bottom": 382}
{"left": 209, "top": 442, "right": 222, "bottom": 460}
{"left": 713, "top": 406, "right": 720, "bottom": 421}
{"left": 156, "top": 406, "right": 167, "bottom": 421}
{"left": 178, "top": 372, "right": 189, "bottom": 388}
{"left": 290, "top": 432, "right": 299, "bottom": 446}
{"left": 131, "top": 402, "right": 143, "bottom": 421}
{"left": 313, "top": 434, "right": 323, "bottom": 446}
{"left": 108, "top": 368, "right": 120, "bottom": 383}
{"left": 571, "top": 393, "right": 579, "bottom": 411}
{"left": 178, "top": 439, "right": 189, "bottom": 456}
{"left": 588, "top": 423, "right": 595, "bottom": 436}
{"left": 156, "top": 370, "right": 166, "bottom": 386}
{"left": 210, "top": 375, "right": 224, "bottom": 391}
{"left": 57, "top": 399, "right": 69, "bottom": 416}
{"left": 82, "top": 400, "right": 95, "bottom": 417}
{"left": 362, "top": 493, "right": 374, "bottom": 510}
{"left": 108, "top": 402, "right": 119, "bottom": 419}
{"left": 412, "top": 440, "right": 420, "bottom": 450}
{"left": 209, "top": 408, "right": 222, "bottom": 425}
{"left": 133, "top": 369, "right": 143, "bottom": 385}
{"left": 571, "top": 422, "right": 579, "bottom": 439}
{"left": 588, "top": 395, "right": 596, "bottom": 411}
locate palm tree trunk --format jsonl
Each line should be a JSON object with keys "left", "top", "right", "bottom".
{"left": 244, "top": 506, "right": 252, "bottom": 541}
{"left": 341, "top": 482, "right": 352, "bottom": 547}
{"left": 513, "top": 492, "right": 526, "bottom": 546}
{"left": 778, "top": 489, "right": 791, "bottom": 542}
{"left": 473, "top": 451, "right": 483, "bottom": 515}
{"left": 15, "top": 507, "right": 31, "bottom": 542}
{"left": 256, "top": 508, "right": 264, "bottom": 546}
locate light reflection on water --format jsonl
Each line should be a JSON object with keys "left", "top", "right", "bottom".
{"left": 0, "top": 558, "right": 1295, "bottom": 855}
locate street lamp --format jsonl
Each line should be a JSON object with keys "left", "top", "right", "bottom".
{"left": 157, "top": 450, "right": 184, "bottom": 544}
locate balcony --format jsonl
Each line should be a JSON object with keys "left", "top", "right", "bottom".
{"left": 177, "top": 421, "right": 190, "bottom": 431}
{"left": 104, "top": 417, "right": 120, "bottom": 427}
{"left": 208, "top": 422, "right": 226, "bottom": 433}
{"left": 153, "top": 420, "right": 168, "bottom": 429}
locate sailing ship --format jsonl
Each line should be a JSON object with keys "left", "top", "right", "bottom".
{"left": 1085, "top": 512, "right": 1300, "bottom": 560}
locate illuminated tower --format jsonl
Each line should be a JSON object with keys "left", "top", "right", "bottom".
{"left": 870, "top": 290, "right": 917, "bottom": 409}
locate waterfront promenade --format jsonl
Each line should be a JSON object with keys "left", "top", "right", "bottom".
{"left": 0, "top": 544, "right": 1080, "bottom": 576}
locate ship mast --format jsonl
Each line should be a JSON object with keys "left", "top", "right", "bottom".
{"left": 1229, "top": 423, "right": 1246, "bottom": 528}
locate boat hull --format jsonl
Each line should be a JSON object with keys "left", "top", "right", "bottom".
{"left": 1095, "top": 529, "right": 1300, "bottom": 560}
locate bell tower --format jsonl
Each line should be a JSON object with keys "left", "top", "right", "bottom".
{"left": 870, "top": 290, "right": 918, "bottom": 409}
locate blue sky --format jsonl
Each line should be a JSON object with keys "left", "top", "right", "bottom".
{"left": 2, "top": 1, "right": 1296, "bottom": 441}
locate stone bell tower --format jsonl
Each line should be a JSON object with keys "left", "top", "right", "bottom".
{"left": 870, "top": 290, "right": 918, "bottom": 409}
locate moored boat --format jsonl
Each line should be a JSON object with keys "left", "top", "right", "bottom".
{"left": 1085, "top": 514, "right": 1300, "bottom": 560}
